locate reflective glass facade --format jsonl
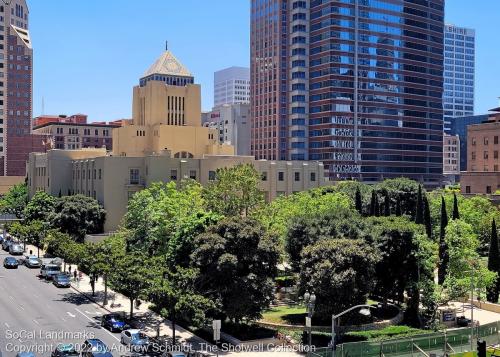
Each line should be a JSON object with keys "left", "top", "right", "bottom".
{"left": 251, "top": 0, "right": 444, "bottom": 186}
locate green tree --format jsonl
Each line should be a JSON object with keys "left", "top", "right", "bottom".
{"left": 415, "top": 185, "right": 424, "bottom": 224}
{"left": 355, "top": 187, "right": 363, "bottom": 215}
{"left": 375, "top": 178, "right": 422, "bottom": 218}
{"left": 147, "top": 262, "right": 214, "bottom": 343}
{"left": 395, "top": 197, "right": 402, "bottom": 216}
{"left": 203, "top": 164, "right": 264, "bottom": 217}
{"left": 452, "top": 193, "right": 460, "bottom": 220}
{"left": 24, "top": 191, "right": 55, "bottom": 223}
{"left": 191, "top": 217, "right": 279, "bottom": 322}
{"left": 487, "top": 219, "right": 500, "bottom": 303}
{"left": 443, "top": 220, "right": 496, "bottom": 302}
{"left": 423, "top": 195, "right": 432, "bottom": 238}
{"left": 370, "top": 191, "right": 380, "bottom": 217}
{"left": 438, "top": 196, "right": 449, "bottom": 285}
{"left": 123, "top": 181, "right": 204, "bottom": 254}
{"left": 285, "top": 210, "right": 371, "bottom": 271}
{"left": 51, "top": 195, "right": 106, "bottom": 242}
{"left": 384, "top": 193, "right": 391, "bottom": 216}
{"left": 0, "top": 183, "right": 28, "bottom": 218}
{"left": 109, "top": 253, "right": 150, "bottom": 319}
{"left": 299, "top": 239, "right": 380, "bottom": 320}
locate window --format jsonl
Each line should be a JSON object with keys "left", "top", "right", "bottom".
{"left": 189, "top": 170, "right": 196, "bottom": 180}
{"left": 310, "top": 172, "right": 316, "bottom": 182}
{"left": 487, "top": 186, "right": 492, "bottom": 194}
{"left": 129, "top": 168, "right": 140, "bottom": 185}
{"left": 98, "top": 169, "right": 101, "bottom": 179}
{"left": 261, "top": 172, "right": 267, "bottom": 181}
{"left": 471, "top": 152, "right": 476, "bottom": 160}
{"left": 484, "top": 151, "right": 489, "bottom": 159}
{"left": 294, "top": 172, "right": 300, "bottom": 181}
{"left": 484, "top": 137, "right": 489, "bottom": 145}
{"left": 495, "top": 136, "right": 499, "bottom": 145}
{"left": 170, "top": 169, "right": 178, "bottom": 181}
{"left": 472, "top": 137, "right": 476, "bottom": 146}
{"left": 278, "top": 172, "right": 284, "bottom": 181}
{"left": 127, "top": 191, "right": 135, "bottom": 201}
{"left": 208, "top": 170, "right": 216, "bottom": 181}
{"left": 495, "top": 151, "right": 499, "bottom": 159}
{"left": 466, "top": 186, "right": 471, "bottom": 194}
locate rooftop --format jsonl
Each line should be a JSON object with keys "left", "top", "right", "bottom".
{"left": 142, "top": 50, "right": 192, "bottom": 78}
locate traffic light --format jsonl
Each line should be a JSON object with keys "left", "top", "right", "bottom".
{"left": 477, "top": 339, "right": 486, "bottom": 357}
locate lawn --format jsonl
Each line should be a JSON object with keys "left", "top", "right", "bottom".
{"left": 262, "top": 305, "right": 307, "bottom": 325}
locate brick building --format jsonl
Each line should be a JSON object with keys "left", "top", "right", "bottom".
{"left": 461, "top": 107, "right": 500, "bottom": 194}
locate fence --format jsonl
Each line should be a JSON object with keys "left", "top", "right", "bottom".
{"left": 310, "top": 321, "right": 500, "bottom": 357}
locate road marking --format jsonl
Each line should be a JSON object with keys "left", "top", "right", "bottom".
{"left": 61, "top": 317, "right": 66, "bottom": 322}
{"left": 17, "top": 305, "right": 25, "bottom": 311}
{"left": 33, "top": 319, "right": 40, "bottom": 325}
{"left": 4, "top": 322, "right": 9, "bottom": 328}
{"left": 66, "top": 311, "right": 76, "bottom": 318}
{"left": 8, "top": 295, "right": 13, "bottom": 300}
{"left": 75, "top": 308, "right": 119, "bottom": 341}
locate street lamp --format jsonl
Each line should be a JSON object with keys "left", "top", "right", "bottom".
{"left": 331, "top": 305, "right": 376, "bottom": 357}
{"left": 304, "top": 292, "right": 316, "bottom": 356}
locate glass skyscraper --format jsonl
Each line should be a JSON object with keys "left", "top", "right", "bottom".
{"left": 251, "top": 0, "right": 445, "bottom": 186}
{"left": 443, "top": 24, "right": 475, "bottom": 133}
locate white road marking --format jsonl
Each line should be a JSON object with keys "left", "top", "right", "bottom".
{"left": 66, "top": 311, "right": 76, "bottom": 318}
{"left": 75, "top": 308, "right": 119, "bottom": 341}
{"left": 8, "top": 295, "right": 14, "bottom": 300}
{"left": 4, "top": 322, "right": 9, "bottom": 328}
{"left": 33, "top": 319, "right": 40, "bottom": 325}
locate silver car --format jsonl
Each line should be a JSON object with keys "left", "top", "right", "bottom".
{"left": 9, "top": 243, "right": 24, "bottom": 255}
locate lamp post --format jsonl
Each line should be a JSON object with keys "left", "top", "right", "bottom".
{"left": 331, "top": 305, "right": 375, "bottom": 357}
{"left": 304, "top": 292, "right": 316, "bottom": 356}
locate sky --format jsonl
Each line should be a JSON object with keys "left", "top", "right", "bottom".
{"left": 30, "top": 1, "right": 499, "bottom": 122}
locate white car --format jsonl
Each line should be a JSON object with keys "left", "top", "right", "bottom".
{"left": 120, "top": 329, "right": 149, "bottom": 348}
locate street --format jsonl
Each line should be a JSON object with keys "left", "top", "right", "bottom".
{"left": 0, "top": 249, "right": 129, "bottom": 357}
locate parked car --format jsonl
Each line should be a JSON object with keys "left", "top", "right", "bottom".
{"left": 51, "top": 343, "right": 79, "bottom": 357}
{"left": 457, "top": 315, "right": 472, "bottom": 327}
{"left": 121, "top": 329, "right": 149, "bottom": 350}
{"left": 24, "top": 255, "right": 42, "bottom": 268}
{"left": 2, "top": 238, "right": 13, "bottom": 251}
{"left": 40, "top": 264, "right": 61, "bottom": 280}
{"left": 101, "top": 313, "right": 128, "bottom": 332}
{"left": 3, "top": 256, "right": 19, "bottom": 269}
{"left": 80, "top": 339, "right": 113, "bottom": 357}
{"left": 9, "top": 243, "right": 24, "bottom": 255}
{"left": 53, "top": 273, "right": 71, "bottom": 288}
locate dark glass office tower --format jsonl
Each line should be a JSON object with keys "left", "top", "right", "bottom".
{"left": 251, "top": 0, "right": 445, "bottom": 186}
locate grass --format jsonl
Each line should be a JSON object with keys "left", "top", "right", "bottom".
{"left": 261, "top": 305, "right": 307, "bottom": 325}
{"left": 345, "top": 325, "right": 428, "bottom": 342}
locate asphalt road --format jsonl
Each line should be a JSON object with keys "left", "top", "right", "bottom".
{"left": 0, "top": 249, "right": 131, "bottom": 357}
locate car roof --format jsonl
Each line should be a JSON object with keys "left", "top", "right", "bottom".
{"left": 86, "top": 338, "right": 106, "bottom": 345}
{"left": 5, "top": 256, "right": 16, "bottom": 260}
{"left": 125, "top": 329, "right": 141, "bottom": 334}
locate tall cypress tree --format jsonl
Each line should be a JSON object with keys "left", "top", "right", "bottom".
{"left": 384, "top": 194, "right": 391, "bottom": 216}
{"left": 370, "top": 191, "right": 376, "bottom": 216}
{"left": 452, "top": 193, "right": 460, "bottom": 220}
{"left": 415, "top": 185, "right": 424, "bottom": 224}
{"left": 438, "top": 196, "right": 449, "bottom": 285}
{"left": 355, "top": 187, "right": 363, "bottom": 215}
{"left": 487, "top": 219, "right": 500, "bottom": 303}
{"left": 395, "top": 196, "right": 402, "bottom": 216}
{"left": 374, "top": 193, "right": 380, "bottom": 217}
{"left": 423, "top": 195, "right": 432, "bottom": 238}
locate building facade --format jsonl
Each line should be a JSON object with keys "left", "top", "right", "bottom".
{"left": 250, "top": 0, "right": 445, "bottom": 186}
{"left": 32, "top": 114, "right": 120, "bottom": 151}
{"left": 449, "top": 114, "right": 487, "bottom": 171}
{"left": 461, "top": 108, "right": 500, "bottom": 194}
{"left": 27, "top": 47, "right": 330, "bottom": 231}
{"left": 443, "top": 133, "right": 460, "bottom": 184}
{"left": 0, "top": 0, "right": 45, "bottom": 176}
{"left": 28, "top": 149, "right": 327, "bottom": 231}
{"left": 203, "top": 103, "right": 251, "bottom": 156}
{"left": 214, "top": 66, "right": 250, "bottom": 106}
{"left": 443, "top": 24, "right": 475, "bottom": 133}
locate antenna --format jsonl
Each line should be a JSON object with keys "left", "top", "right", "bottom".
{"left": 165, "top": 40, "right": 168, "bottom": 51}
{"left": 41, "top": 96, "right": 45, "bottom": 115}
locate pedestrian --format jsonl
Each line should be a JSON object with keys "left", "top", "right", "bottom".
{"left": 78, "top": 271, "right": 83, "bottom": 281}
{"left": 29, "top": 249, "right": 33, "bottom": 255}
{"left": 73, "top": 270, "right": 77, "bottom": 281}
{"left": 68, "top": 265, "right": 72, "bottom": 274}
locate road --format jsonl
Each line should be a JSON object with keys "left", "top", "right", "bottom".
{"left": 0, "top": 249, "right": 130, "bottom": 357}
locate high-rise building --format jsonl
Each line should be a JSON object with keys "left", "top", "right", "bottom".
{"left": 251, "top": 0, "right": 445, "bottom": 186}
{"left": 449, "top": 114, "right": 488, "bottom": 171}
{"left": 214, "top": 67, "right": 250, "bottom": 106}
{"left": 443, "top": 24, "right": 475, "bottom": 133}
{"left": 0, "top": 0, "right": 44, "bottom": 176}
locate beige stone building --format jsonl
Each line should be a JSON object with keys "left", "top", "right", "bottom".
{"left": 27, "top": 48, "right": 329, "bottom": 231}
{"left": 461, "top": 106, "right": 500, "bottom": 194}
{"left": 443, "top": 133, "right": 460, "bottom": 184}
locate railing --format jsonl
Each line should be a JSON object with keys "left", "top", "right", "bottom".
{"left": 309, "top": 320, "right": 500, "bottom": 357}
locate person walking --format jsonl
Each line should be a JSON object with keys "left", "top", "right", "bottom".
{"left": 68, "top": 265, "right": 72, "bottom": 275}
{"left": 73, "top": 270, "right": 77, "bottom": 281}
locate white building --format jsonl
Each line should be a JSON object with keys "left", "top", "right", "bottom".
{"left": 204, "top": 103, "right": 251, "bottom": 156}
{"left": 214, "top": 67, "right": 250, "bottom": 106}
{"left": 444, "top": 24, "right": 476, "bottom": 133}
{"left": 443, "top": 133, "right": 460, "bottom": 184}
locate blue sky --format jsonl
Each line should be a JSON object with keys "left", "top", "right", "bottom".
{"left": 30, "top": 1, "right": 499, "bottom": 122}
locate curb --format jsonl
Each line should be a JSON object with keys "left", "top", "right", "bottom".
{"left": 70, "top": 282, "right": 113, "bottom": 314}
